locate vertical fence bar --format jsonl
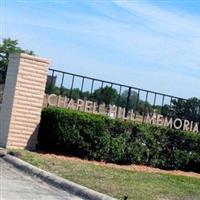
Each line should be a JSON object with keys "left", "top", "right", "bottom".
{"left": 69, "top": 75, "right": 75, "bottom": 99}
{"left": 117, "top": 86, "right": 122, "bottom": 106}
{"left": 161, "top": 95, "right": 165, "bottom": 115}
{"left": 134, "top": 89, "right": 140, "bottom": 119}
{"left": 90, "top": 79, "right": 94, "bottom": 94}
{"left": 192, "top": 99, "right": 195, "bottom": 117}
{"left": 81, "top": 77, "right": 84, "bottom": 93}
{"left": 179, "top": 98, "right": 183, "bottom": 118}
{"left": 170, "top": 97, "right": 173, "bottom": 107}
{"left": 142, "top": 91, "right": 149, "bottom": 122}
{"left": 60, "top": 72, "right": 65, "bottom": 95}
{"left": 101, "top": 81, "right": 104, "bottom": 88}
{"left": 169, "top": 97, "right": 173, "bottom": 117}
{"left": 116, "top": 86, "right": 122, "bottom": 118}
{"left": 125, "top": 87, "right": 131, "bottom": 117}
{"left": 80, "top": 77, "right": 85, "bottom": 99}
{"left": 49, "top": 70, "right": 55, "bottom": 94}
{"left": 153, "top": 93, "right": 157, "bottom": 109}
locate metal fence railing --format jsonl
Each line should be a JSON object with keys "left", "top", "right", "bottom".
{"left": 46, "top": 68, "right": 194, "bottom": 123}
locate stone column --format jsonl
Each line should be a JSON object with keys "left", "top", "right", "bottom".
{"left": 0, "top": 53, "right": 49, "bottom": 149}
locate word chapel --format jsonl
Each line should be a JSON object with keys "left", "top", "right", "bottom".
{"left": 45, "top": 94, "right": 200, "bottom": 133}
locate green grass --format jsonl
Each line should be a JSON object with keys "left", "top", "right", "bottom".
{"left": 8, "top": 149, "right": 200, "bottom": 200}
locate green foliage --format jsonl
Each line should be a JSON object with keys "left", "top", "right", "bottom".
{"left": 38, "top": 107, "right": 200, "bottom": 173}
{"left": 117, "top": 90, "right": 153, "bottom": 114}
{"left": 45, "top": 85, "right": 90, "bottom": 101}
{"left": 171, "top": 97, "right": 200, "bottom": 121}
{"left": 109, "top": 134, "right": 129, "bottom": 163}
{"left": 38, "top": 108, "right": 110, "bottom": 160}
{"left": 45, "top": 74, "right": 200, "bottom": 123}
{"left": 91, "top": 86, "right": 118, "bottom": 107}
{"left": 45, "top": 83, "right": 154, "bottom": 115}
{"left": 0, "top": 38, "right": 34, "bottom": 83}
{"left": 117, "top": 90, "right": 138, "bottom": 108}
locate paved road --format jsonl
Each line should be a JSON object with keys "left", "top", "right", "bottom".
{"left": 0, "top": 158, "right": 83, "bottom": 200}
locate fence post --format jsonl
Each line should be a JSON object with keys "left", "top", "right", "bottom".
{"left": 0, "top": 53, "right": 49, "bottom": 150}
{"left": 125, "top": 87, "right": 131, "bottom": 117}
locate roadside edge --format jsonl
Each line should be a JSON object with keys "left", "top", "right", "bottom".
{"left": 2, "top": 154, "right": 117, "bottom": 200}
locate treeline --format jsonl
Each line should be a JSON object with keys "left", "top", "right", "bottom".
{"left": 46, "top": 84, "right": 200, "bottom": 122}
{"left": 46, "top": 84, "right": 153, "bottom": 114}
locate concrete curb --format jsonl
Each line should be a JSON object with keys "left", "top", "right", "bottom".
{"left": 3, "top": 154, "right": 117, "bottom": 200}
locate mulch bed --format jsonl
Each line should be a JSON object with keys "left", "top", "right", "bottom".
{"left": 38, "top": 151, "right": 200, "bottom": 180}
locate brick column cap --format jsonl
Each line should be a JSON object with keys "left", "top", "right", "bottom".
{"left": 9, "top": 53, "right": 49, "bottom": 64}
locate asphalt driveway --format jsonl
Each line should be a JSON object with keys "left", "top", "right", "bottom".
{"left": 0, "top": 158, "right": 82, "bottom": 200}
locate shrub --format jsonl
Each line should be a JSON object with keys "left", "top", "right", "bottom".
{"left": 108, "top": 133, "right": 130, "bottom": 163}
{"left": 38, "top": 107, "right": 200, "bottom": 172}
{"left": 38, "top": 108, "right": 110, "bottom": 160}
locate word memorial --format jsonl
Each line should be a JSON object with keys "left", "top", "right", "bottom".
{"left": 145, "top": 114, "right": 199, "bottom": 133}
{"left": 44, "top": 94, "right": 200, "bottom": 133}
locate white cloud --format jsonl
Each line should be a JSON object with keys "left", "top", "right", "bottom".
{"left": 3, "top": 1, "right": 200, "bottom": 98}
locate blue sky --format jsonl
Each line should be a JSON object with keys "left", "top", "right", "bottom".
{"left": 1, "top": 0, "right": 200, "bottom": 99}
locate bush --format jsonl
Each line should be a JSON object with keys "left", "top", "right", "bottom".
{"left": 38, "top": 108, "right": 110, "bottom": 160}
{"left": 108, "top": 134, "right": 129, "bottom": 163}
{"left": 38, "top": 107, "right": 200, "bottom": 172}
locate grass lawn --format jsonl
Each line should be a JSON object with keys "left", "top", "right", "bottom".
{"left": 8, "top": 149, "right": 200, "bottom": 200}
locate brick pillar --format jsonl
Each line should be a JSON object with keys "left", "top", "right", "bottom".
{"left": 0, "top": 53, "right": 49, "bottom": 149}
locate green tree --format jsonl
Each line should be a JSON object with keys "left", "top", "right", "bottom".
{"left": 117, "top": 90, "right": 153, "bottom": 114}
{"left": 117, "top": 90, "right": 138, "bottom": 109}
{"left": 91, "top": 86, "right": 118, "bottom": 107}
{"left": 171, "top": 97, "right": 200, "bottom": 121}
{"left": 0, "top": 38, "right": 34, "bottom": 82}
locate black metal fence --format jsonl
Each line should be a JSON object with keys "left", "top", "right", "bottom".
{"left": 46, "top": 68, "right": 197, "bottom": 123}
